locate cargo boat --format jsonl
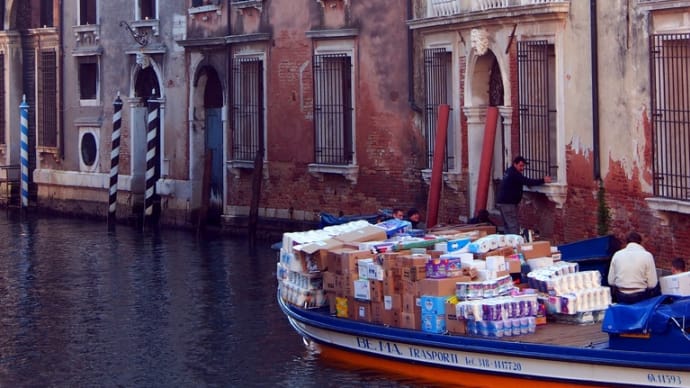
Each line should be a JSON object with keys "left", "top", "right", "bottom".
{"left": 277, "top": 223, "right": 690, "bottom": 387}
{"left": 279, "top": 294, "right": 690, "bottom": 387}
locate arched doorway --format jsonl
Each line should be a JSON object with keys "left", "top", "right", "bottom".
{"left": 466, "top": 49, "right": 506, "bottom": 216}
{"left": 195, "top": 65, "right": 224, "bottom": 225}
{"left": 131, "top": 65, "right": 161, "bottom": 216}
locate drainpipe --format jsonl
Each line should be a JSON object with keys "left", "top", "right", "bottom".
{"left": 590, "top": 0, "right": 600, "bottom": 180}
{"left": 59, "top": 0, "right": 65, "bottom": 159}
{"left": 407, "top": 0, "right": 422, "bottom": 113}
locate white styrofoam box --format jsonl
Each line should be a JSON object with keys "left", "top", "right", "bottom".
{"left": 485, "top": 255, "right": 506, "bottom": 271}
{"left": 661, "top": 272, "right": 690, "bottom": 296}
{"left": 461, "top": 259, "right": 487, "bottom": 270}
{"left": 354, "top": 279, "right": 371, "bottom": 300}
{"left": 527, "top": 256, "right": 554, "bottom": 271}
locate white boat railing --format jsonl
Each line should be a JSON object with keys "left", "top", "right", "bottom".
{"left": 427, "top": 0, "right": 568, "bottom": 18}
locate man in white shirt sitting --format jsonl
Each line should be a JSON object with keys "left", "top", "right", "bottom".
{"left": 608, "top": 231, "right": 660, "bottom": 304}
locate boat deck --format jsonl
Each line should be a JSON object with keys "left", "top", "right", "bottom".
{"left": 498, "top": 321, "right": 609, "bottom": 347}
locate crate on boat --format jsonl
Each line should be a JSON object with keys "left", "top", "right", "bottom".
{"left": 558, "top": 235, "right": 615, "bottom": 285}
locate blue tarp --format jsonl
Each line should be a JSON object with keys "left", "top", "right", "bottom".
{"left": 602, "top": 295, "right": 690, "bottom": 334}
{"left": 318, "top": 212, "right": 381, "bottom": 228}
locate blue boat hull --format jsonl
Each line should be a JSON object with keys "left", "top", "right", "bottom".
{"left": 279, "top": 295, "right": 690, "bottom": 387}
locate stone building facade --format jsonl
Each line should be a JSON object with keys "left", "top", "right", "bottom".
{"left": 411, "top": 0, "right": 690, "bottom": 269}
{"left": 2, "top": 1, "right": 690, "bottom": 270}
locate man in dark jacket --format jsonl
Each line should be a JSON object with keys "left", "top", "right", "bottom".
{"left": 496, "top": 156, "right": 551, "bottom": 235}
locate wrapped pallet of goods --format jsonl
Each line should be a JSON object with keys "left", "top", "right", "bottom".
{"left": 277, "top": 220, "right": 584, "bottom": 337}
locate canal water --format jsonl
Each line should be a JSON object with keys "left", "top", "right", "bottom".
{"left": 0, "top": 214, "right": 448, "bottom": 387}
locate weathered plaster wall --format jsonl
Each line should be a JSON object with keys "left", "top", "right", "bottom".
{"left": 226, "top": 0, "right": 427, "bottom": 221}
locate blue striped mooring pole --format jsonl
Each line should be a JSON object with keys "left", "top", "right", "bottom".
{"left": 145, "top": 93, "right": 159, "bottom": 221}
{"left": 20, "top": 95, "right": 29, "bottom": 209}
{"left": 108, "top": 93, "right": 123, "bottom": 226}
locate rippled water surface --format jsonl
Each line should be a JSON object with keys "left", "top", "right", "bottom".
{"left": 0, "top": 215, "right": 444, "bottom": 387}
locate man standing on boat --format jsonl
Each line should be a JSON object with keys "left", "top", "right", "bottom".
{"left": 495, "top": 156, "right": 551, "bottom": 235}
{"left": 607, "top": 231, "right": 660, "bottom": 304}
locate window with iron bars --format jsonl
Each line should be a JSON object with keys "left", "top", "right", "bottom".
{"left": 0, "top": 53, "right": 4, "bottom": 145}
{"left": 313, "top": 53, "right": 353, "bottom": 165}
{"left": 517, "top": 40, "right": 557, "bottom": 180}
{"left": 650, "top": 33, "right": 690, "bottom": 201}
{"left": 38, "top": 50, "right": 58, "bottom": 148}
{"left": 231, "top": 56, "right": 264, "bottom": 162}
{"left": 423, "top": 48, "right": 453, "bottom": 171}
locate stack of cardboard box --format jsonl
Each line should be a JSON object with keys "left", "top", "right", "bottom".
{"left": 278, "top": 221, "right": 568, "bottom": 336}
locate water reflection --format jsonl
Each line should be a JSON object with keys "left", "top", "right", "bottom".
{"left": 0, "top": 215, "right": 449, "bottom": 387}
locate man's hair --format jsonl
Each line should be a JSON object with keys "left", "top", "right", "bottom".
{"left": 626, "top": 231, "right": 642, "bottom": 244}
{"left": 406, "top": 208, "right": 419, "bottom": 218}
{"left": 512, "top": 156, "right": 528, "bottom": 165}
{"left": 672, "top": 257, "right": 686, "bottom": 272}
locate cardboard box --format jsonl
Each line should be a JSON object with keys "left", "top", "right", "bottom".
{"left": 400, "top": 278, "right": 418, "bottom": 296}
{"left": 400, "top": 311, "right": 421, "bottom": 330}
{"left": 369, "top": 280, "right": 384, "bottom": 302}
{"left": 382, "top": 307, "right": 400, "bottom": 327}
{"left": 327, "top": 249, "right": 374, "bottom": 275}
{"left": 353, "top": 279, "right": 371, "bottom": 300}
{"left": 402, "top": 254, "right": 430, "bottom": 267}
{"left": 334, "top": 224, "right": 388, "bottom": 243}
{"left": 446, "top": 318, "right": 467, "bottom": 335}
{"left": 353, "top": 300, "right": 372, "bottom": 322}
{"left": 443, "top": 302, "right": 467, "bottom": 334}
{"left": 417, "top": 276, "right": 471, "bottom": 296}
{"left": 402, "top": 293, "right": 419, "bottom": 314}
{"left": 382, "top": 271, "right": 401, "bottom": 295}
{"left": 661, "top": 272, "right": 690, "bottom": 296}
{"left": 506, "top": 258, "right": 522, "bottom": 274}
{"left": 326, "top": 248, "right": 357, "bottom": 275}
{"left": 474, "top": 246, "right": 515, "bottom": 260}
{"left": 380, "top": 251, "right": 405, "bottom": 271}
{"left": 420, "top": 295, "right": 447, "bottom": 315}
{"left": 322, "top": 271, "right": 337, "bottom": 292}
{"left": 334, "top": 273, "right": 352, "bottom": 297}
{"left": 402, "top": 265, "right": 427, "bottom": 282}
{"left": 421, "top": 313, "right": 446, "bottom": 333}
{"left": 519, "top": 241, "right": 552, "bottom": 259}
{"left": 384, "top": 294, "right": 402, "bottom": 311}
{"left": 371, "top": 301, "right": 384, "bottom": 324}
{"left": 296, "top": 238, "right": 345, "bottom": 272}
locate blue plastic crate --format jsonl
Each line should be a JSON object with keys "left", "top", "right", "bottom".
{"left": 558, "top": 235, "right": 615, "bottom": 286}
{"left": 558, "top": 235, "right": 614, "bottom": 261}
